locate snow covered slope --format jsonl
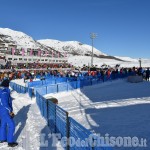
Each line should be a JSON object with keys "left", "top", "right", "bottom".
{"left": 0, "top": 28, "right": 48, "bottom": 50}
{"left": 67, "top": 55, "right": 150, "bottom": 67}
{"left": 0, "top": 28, "right": 150, "bottom": 67}
{"left": 68, "top": 56, "right": 121, "bottom": 67}
{"left": 38, "top": 39, "right": 106, "bottom": 56}
{"left": 115, "top": 56, "right": 138, "bottom": 62}
{"left": 0, "top": 28, "right": 106, "bottom": 57}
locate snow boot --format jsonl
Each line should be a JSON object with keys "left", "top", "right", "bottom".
{"left": 8, "top": 142, "right": 18, "bottom": 147}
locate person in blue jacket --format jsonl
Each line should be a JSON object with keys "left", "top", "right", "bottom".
{"left": 0, "top": 78, "right": 18, "bottom": 147}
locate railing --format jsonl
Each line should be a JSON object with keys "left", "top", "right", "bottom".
{"left": 10, "top": 72, "right": 134, "bottom": 96}
{"left": 10, "top": 71, "right": 135, "bottom": 150}
{"left": 10, "top": 82, "right": 27, "bottom": 93}
{"left": 28, "top": 72, "right": 133, "bottom": 98}
{"left": 36, "top": 92, "right": 112, "bottom": 150}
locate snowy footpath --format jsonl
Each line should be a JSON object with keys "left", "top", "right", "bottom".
{"left": 0, "top": 90, "right": 63, "bottom": 150}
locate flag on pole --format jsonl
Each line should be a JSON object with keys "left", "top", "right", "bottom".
{"left": 12, "top": 48, "right": 15, "bottom": 55}
{"left": 38, "top": 49, "right": 41, "bottom": 57}
{"left": 30, "top": 49, "right": 33, "bottom": 56}
{"left": 51, "top": 50, "right": 53, "bottom": 58}
{"left": 45, "top": 51, "right": 48, "bottom": 56}
{"left": 41, "top": 50, "right": 43, "bottom": 56}
{"left": 22, "top": 48, "right": 25, "bottom": 56}
{"left": 64, "top": 52, "right": 67, "bottom": 58}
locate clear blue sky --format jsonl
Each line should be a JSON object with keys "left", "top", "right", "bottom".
{"left": 0, "top": 0, "right": 150, "bottom": 58}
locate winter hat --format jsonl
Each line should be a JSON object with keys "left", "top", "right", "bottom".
{"left": 1, "top": 79, "right": 10, "bottom": 87}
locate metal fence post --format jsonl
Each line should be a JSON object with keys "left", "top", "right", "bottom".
{"left": 54, "top": 105, "right": 57, "bottom": 133}
{"left": 66, "top": 113, "right": 70, "bottom": 150}
{"left": 46, "top": 86, "right": 47, "bottom": 94}
{"left": 57, "top": 84, "right": 58, "bottom": 93}
{"left": 92, "top": 135, "right": 95, "bottom": 150}
{"left": 76, "top": 81, "right": 77, "bottom": 89}
{"left": 46, "top": 99, "right": 49, "bottom": 126}
{"left": 67, "top": 82, "right": 69, "bottom": 91}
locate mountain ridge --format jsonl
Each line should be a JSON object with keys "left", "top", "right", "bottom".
{"left": 0, "top": 28, "right": 107, "bottom": 57}
{"left": 0, "top": 27, "right": 139, "bottom": 63}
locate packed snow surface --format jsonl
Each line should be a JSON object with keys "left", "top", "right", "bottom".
{"left": 68, "top": 56, "right": 150, "bottom": 67}
{"left": 1, "top": 77, "right": 150, "bottom": 149}
{"left": 45, "top": 79, "right": 150, "bottom": 150}
{"left": 0, "top": 83, "right": 63, "bottom": 150}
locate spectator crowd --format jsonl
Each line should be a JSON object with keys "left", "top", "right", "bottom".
{"left": 0, "top": 66, "right": 150, "bottom": 84}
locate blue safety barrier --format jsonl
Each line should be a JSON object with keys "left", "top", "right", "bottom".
{"left": 42, "top": 80, "right": 46, "bottom": 85}
{"left": 83, "top": 79, "right": 92, "bottom": 86}
{"left": 12, "top": 71, "right": 133, "bottom": 99}
{"left": 91, "top": 79, "right": 98, "bottom": 85}
{"left": 58, "top": 83, "right": 68, "bottom": 92}
{"left": 77, "top": 80, "right": 84, "bottom": 88}
{"left": 28, "top": 80, "right": 43, "bottom": 87}
{"left": 47, "top": 100, "right": 57, "bottom": 133}
{"left": 46, "top": 79, "right": 55, "bottom": 85}
{"left": 42, "top": 97, "right": 48, "bottom": 120}
{"left": 55, "top": 106, "right": 68, "bottom": 137}
{"left": 10, "top": 82, "right": 27, "bottom": 94}
{"left": 69, "top": 117, "right": 93, "bottom": 150}
{"left": 11, "top": 71, "right": 135, "bottom": 150}
{"left": 56, "top": 77, "right": 67, "bottom": 83}
{"left": 47, "top": 84, "right": 58, "bottom": 94}
{"left": 28, "top": 88, "right": 33, "bottom": 98}
{"left": 35, "top": 86, "right": 47, "bottom": 96}
{"left": 68, "top": 81, "right": 77, "bottom": 91}
{"left": 36, "top": 91, "right": 113, "bottom": 150}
